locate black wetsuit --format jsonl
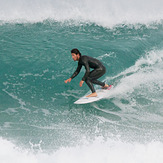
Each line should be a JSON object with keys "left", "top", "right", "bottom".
{"left": 71, "top": 55, "right": 106, "bottom": 93}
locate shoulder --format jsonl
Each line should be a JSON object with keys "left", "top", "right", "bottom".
{"left": 80, "top": 55, "right": 89, "bottom": 64}
{"left": 80, "top": 55, "right": 89, "bottom": 61}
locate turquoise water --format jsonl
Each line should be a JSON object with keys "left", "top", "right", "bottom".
{"left": 0, "top": 0, "right": 163, "bottom": 162}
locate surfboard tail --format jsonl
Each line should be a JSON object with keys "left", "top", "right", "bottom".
{"left": 107, "top": 85, "right": 112, "bottom": 90}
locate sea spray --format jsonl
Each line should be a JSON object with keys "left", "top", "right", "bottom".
{"left": 0, "top": 0, "right": 163, "bottom": 27}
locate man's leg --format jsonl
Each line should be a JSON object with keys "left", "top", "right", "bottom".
{"left": 85, "top": 78, "right": 96, "bottom": 93}
{"left": 84, "top": 68, "right": 107, "bottom": 97}
{"left": 89, "top": 68, "right": 106, "bottom": 87}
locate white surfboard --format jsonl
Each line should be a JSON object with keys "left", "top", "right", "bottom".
{"left": 74, "top": 85, "right": 112, "bottom": 104}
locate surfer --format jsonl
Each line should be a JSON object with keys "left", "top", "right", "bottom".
{"left": 65, "top": 49, "right": 109, "bottom": 97}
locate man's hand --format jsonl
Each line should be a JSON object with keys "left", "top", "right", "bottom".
{"left": 64, "top": 78, "right": 72, "bottom": 83}
{"left": 79, "top": 80, "right": 84, "bottom": 87}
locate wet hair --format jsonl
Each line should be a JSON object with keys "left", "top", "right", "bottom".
{"left": 71, "top": 48, "right": 81, "bottom": 57}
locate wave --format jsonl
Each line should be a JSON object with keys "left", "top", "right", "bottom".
{"left": 0, "top": 15, "right": 163, "bottom": 163}
{"left": 0, "top": 0, "right": 163, "bottom": 27}
{"left": 102, "top": 49, "right": 163, "bottom": 115}
{"left": 1, "top": 137, "right": 163, "bottom": 163}
{"left": 107, "top": 49, "right": 163, "bottom": 98}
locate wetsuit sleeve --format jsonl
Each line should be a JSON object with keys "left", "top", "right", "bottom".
{"left": 82, "top": 59, "right": 90, "bottom": 81}
{"left": 70, "top": 63, "right": 82, "bottom": 79}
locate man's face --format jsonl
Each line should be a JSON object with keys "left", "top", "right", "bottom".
{"left": 71, "top": 53, "right": 79, "bottom": 61}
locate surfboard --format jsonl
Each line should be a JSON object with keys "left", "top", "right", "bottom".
{"left": 74, "top": 85, "right": 112, "bottom": 104}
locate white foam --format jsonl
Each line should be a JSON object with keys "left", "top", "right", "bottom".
{"left": 0, "top": 137, "right": 163, "bottom": 163}
{"left": 2, "top": 89, "right": 29, "bottom": 111}
{"left": 105, "top": 50, "right": 163, "bottom": 98}
{"left": 0, "top": 0, "right": 163, "bottom": 27}
{"left": 0, "top": 138, "right": 36, "bottom": 163}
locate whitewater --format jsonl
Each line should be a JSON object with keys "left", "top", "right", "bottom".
{"left": 0, "top": 0, "right": 163, "bottom": 163}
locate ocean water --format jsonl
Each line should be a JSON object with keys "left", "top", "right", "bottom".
{"left": 0, "top": 0, "right": 163, "bottom": 163}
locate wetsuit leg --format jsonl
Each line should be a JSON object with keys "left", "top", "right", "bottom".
{"left": 85, "top": 78, "right": 96, "bottom": 93}
{"left": 85, "top": 68, "right": 106, "bottom": 93}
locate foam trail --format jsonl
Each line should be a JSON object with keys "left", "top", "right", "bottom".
{"left": 0, "top": 0, "right": 163, "bottom": 26}
{"left": 105, "top": 50, "right": 163, "bottom": 99}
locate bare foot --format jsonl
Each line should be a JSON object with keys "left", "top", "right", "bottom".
{"left": 86, "top": 92, "right": 97, "bottom": 97}
{"left": 101, "top": 84, "right": 109, "bottom": 89}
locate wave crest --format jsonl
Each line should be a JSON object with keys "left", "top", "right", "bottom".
{"left": 0, "top": 0, "right": 163, "bottom": 27}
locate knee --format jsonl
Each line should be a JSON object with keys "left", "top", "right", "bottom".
{"left": 98, "top": 66, "right": 106, "bottom": 74}
{"left": 85, "top": 77, "right": 92, "bottom": 83}
{"left": 85, "top": 78, "right": 88, "bottom": 84}
{"left": 85, "top": 77, "right": 93, "bottom": 85}
{"left": 100, "top": 67, "right": 106, "bottom": 76}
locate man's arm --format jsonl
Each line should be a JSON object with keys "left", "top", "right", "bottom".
{"left": 82, "top": 60, "right": 90, "bottom": 81}
{"left": 70, "top": 63, "right": 82, "bottom": 79}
